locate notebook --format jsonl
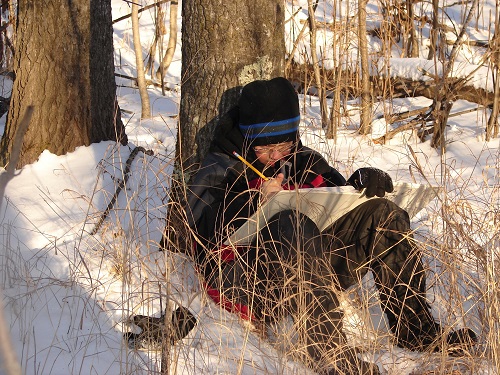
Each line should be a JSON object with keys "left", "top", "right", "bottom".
{"left": 226, "top": 182, "right": 440, "bottom": 246}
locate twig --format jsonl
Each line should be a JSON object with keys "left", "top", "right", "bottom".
{"left": 373, "top": 119, "right": 423, "bottom": 144}
{"left": 373, "top": 105, "right": 484, "bottom": 144}
{"left": 113, "top": 0, "right": 172, "bottom": 24}
{"left": 90, "top": 146, "right": 153, "bottom": 235}
{"left": 114, "top": 72, "right": 174, "bottom": 90}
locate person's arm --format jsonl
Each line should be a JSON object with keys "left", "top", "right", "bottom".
{"left": 186, "top": 152, "right": 260, "bottom": 241}
{"left": 296, "top": 147, "right": 347, "bottom": 187}
{"left": 323, "top": 166, "right": 347, "bottom": 186}
{"left": 185, "top": 154, "right": 230, "bottom": 229}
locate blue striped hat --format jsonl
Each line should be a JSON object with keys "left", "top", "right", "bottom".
{"left": 238, "top": 77, "right": 300, "bottom": 146}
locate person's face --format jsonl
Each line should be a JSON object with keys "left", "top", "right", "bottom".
{"left": 253, "top": 141, "right": 294, "bottom": 167}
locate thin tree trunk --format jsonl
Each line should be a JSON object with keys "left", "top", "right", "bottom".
{"left": 430, "top": 0, "right": 479, "bottom": 148}
{"left": 486, "top": 4, "right": 500, "bottom": 140}
{"left": 145, "top": 2, "right": 165, "bottom": 76}
{"left": 326, "top": 0, "right": 340, "bottom": 141}
{"left": 132, "top": 2, "right": 151, "bottom": 119}
{"left": 156, "top": 1, "right": 178, "bottom": 81}
{"left": 430, "top": 95, "right": 453, "bottom": 150}
{"left": 307, "top": 0, "right": 329, "bottom": 128}
{"left": 358, "top": 0, "right": 372, "bottom": 134}
{"left": 406, "top": 0, "right": 419, "bottom": 57}
{"left": 285, "top": 11, "right": 308, "bottom": 74}
{"left": 427, "top": 0, "right": 440, "bottom": 60}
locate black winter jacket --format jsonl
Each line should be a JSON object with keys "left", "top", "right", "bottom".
{"left": 185, "top": 107, "right": 346, "bottom": 265}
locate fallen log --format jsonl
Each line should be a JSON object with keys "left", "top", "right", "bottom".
{"left": 286, "top": 62, "right": 495, "bottom": 108}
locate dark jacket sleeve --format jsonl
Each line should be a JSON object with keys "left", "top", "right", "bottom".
{"left": 324, "top": 166, "right": 347, "bottom": 187}
{"left": 186, "top": 152, "right": 260, "bottom": 275}
{"left": 185, "top": 152, "right": 233, "bottom": 229}
{"left": 186, "top": 152, "right": 259, "bottom": 243}
{"left": 295, "top": 147, "right": 346, "bottom": 187}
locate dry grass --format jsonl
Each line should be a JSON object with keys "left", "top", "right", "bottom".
{"left": 0, "top": 104, "right": 497, "bottom": 375}
{"left": 0, "top": 0, "right": 499, "bottom": 373}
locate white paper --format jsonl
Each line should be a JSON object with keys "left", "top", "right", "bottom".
{"left": 226, "top": 182, "right": 440, "bottom": 246}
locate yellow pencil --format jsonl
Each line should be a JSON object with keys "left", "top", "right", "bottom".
{"left": 232, "top": 151, "right": 269, "bottom": 181}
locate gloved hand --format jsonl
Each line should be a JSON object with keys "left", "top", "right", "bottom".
{"left": 347, "top": 167, "right": 394, "bottom": 198}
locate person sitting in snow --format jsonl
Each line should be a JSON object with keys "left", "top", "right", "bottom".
{"left": 182, "top": 77, "right": 477, "bottom": 374}
{"left": 134, "top": 77, "right": 477, "bottom": 374}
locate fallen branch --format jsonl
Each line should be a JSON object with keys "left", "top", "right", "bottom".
{"left": 373, "top": 119, "right": 424, "bottom": 144}
{"left": 113, "top": 0, "right": 172, "bottom": 24}
{"left": 385, "top": 106, "right": 431, "bottom": 124}
{"left": 373, "top": 105, "right": 485, "bottom": 144}
{"left": 114, "top": 72, "right": 174, "bottom": 90}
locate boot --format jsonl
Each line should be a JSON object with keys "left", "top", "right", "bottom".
{"left": 390, "top": 313, "right": 477, "bottom": 355}
{"left": 124, "top": 306, "right": 197, "bottom": 350}
{"left": 320, "top": 347, "right": 382, "bottom": 375}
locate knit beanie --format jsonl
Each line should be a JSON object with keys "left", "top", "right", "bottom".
{"left": 238, "top": 77, "right": 300, "bottom": 146}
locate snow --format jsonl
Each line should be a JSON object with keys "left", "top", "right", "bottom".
{"left": 0, "top": 0, "right": 498, "bottom": 374}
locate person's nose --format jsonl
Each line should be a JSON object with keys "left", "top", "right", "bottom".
{"left": 270, "top": 149, "right": 282, "bottom": 160}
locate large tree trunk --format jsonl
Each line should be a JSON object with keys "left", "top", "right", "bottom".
{"left": 179, "top": 0, "right": 286, "bottom": 171}
{"left": 160, "top": 0, "right": 286, "bottom": 251}
{"left": 160, "top": 0, "right": 287, "bottom": 363}
{"left": 0, "top": 0, "right": 127, "bottom": 169}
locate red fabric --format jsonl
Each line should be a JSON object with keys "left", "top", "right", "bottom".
{"left": 309, "top": 174, "right": 327, "bottom": 188}
{"left": 248, "top": 174, "right": 327, "bottom": 191}
{"left": 205, "top": 283, "right": 254, "bottom": 321}
{"left": 248, "top": 177, "right": 264, "bottom": 189}
{"left": 218, "top": 244, "right": 236, "bottom": 262}
{"left": 193, "top": 242, "right": 255, "bottom": 321}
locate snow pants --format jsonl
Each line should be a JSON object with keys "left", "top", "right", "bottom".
{"left": 204, "top": 198, "right": 437, "bottom": 373}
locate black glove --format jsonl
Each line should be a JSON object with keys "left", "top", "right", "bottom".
{"left": 347, "top": 167, "right": 394, "bottom": 198}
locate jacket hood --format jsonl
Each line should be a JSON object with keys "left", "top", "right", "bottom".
{"left": 210, "top": 106, "right": 245, "bottom": 156}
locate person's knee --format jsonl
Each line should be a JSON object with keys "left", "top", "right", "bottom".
{"left": 267, "top": 209, "right": 320, "bottom": 239}
{"left": 365, "top": 198, "right": 410, "bottom": 226}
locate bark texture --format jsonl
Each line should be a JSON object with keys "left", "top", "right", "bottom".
{"left": 0, "top": 0, "right": 127, "bottom": 168}
{"left": 358, "top": 0, "right": 372, "bottom": 134}
{"left": 180, "top": 0, "right": 286, "bottom": 171}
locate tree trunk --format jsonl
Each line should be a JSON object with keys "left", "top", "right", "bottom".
{"left": 427, "top": 0, "right": 439, "bottom": 60}
{"left": 132, "top": 2, "right": 152, "bottom": 119}
{"left": 430, "top": 93, "right": 453, "bottom": 150}
{"left": 156, "top": 0, "right": 178, "bottom": 81}
{"left": 325, "top": 0, "right": 341, "bottom": 142}
{"left": 180, "top": 0, "right": 286, "bottom": 171}
{"left": 307, "top": 0, "right": 329, "bottom": 129}
{"left": 160, "top": 0, "right": 285, "bottom": 252}
{"left": 358, "top": 0, "right": 372, "bottom": 134}
{"left": 430, "top": 0, "right": 478, "bottom": 148}
{"left": 0, "top": 0, "right": 127, "bottom": 168}
{"left": 405, "top": 0, "right": 419, "bottom": 58}
{"left": 145, "top": 1, "right": 165, "bottom": 76}
{"left": 486, "top": 5, "right": 500, "bottom": 140}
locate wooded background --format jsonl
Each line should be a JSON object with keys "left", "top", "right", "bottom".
{"left": 0, "top": 0, "right": 497, "bottom": 169}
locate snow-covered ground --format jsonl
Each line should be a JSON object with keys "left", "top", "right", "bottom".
{"left": 0, "top": 1, "right": 498, "bottom": 374}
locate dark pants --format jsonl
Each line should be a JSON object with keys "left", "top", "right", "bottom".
{"left": 205, "top": 199, "right": 437, "bottom": 373}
